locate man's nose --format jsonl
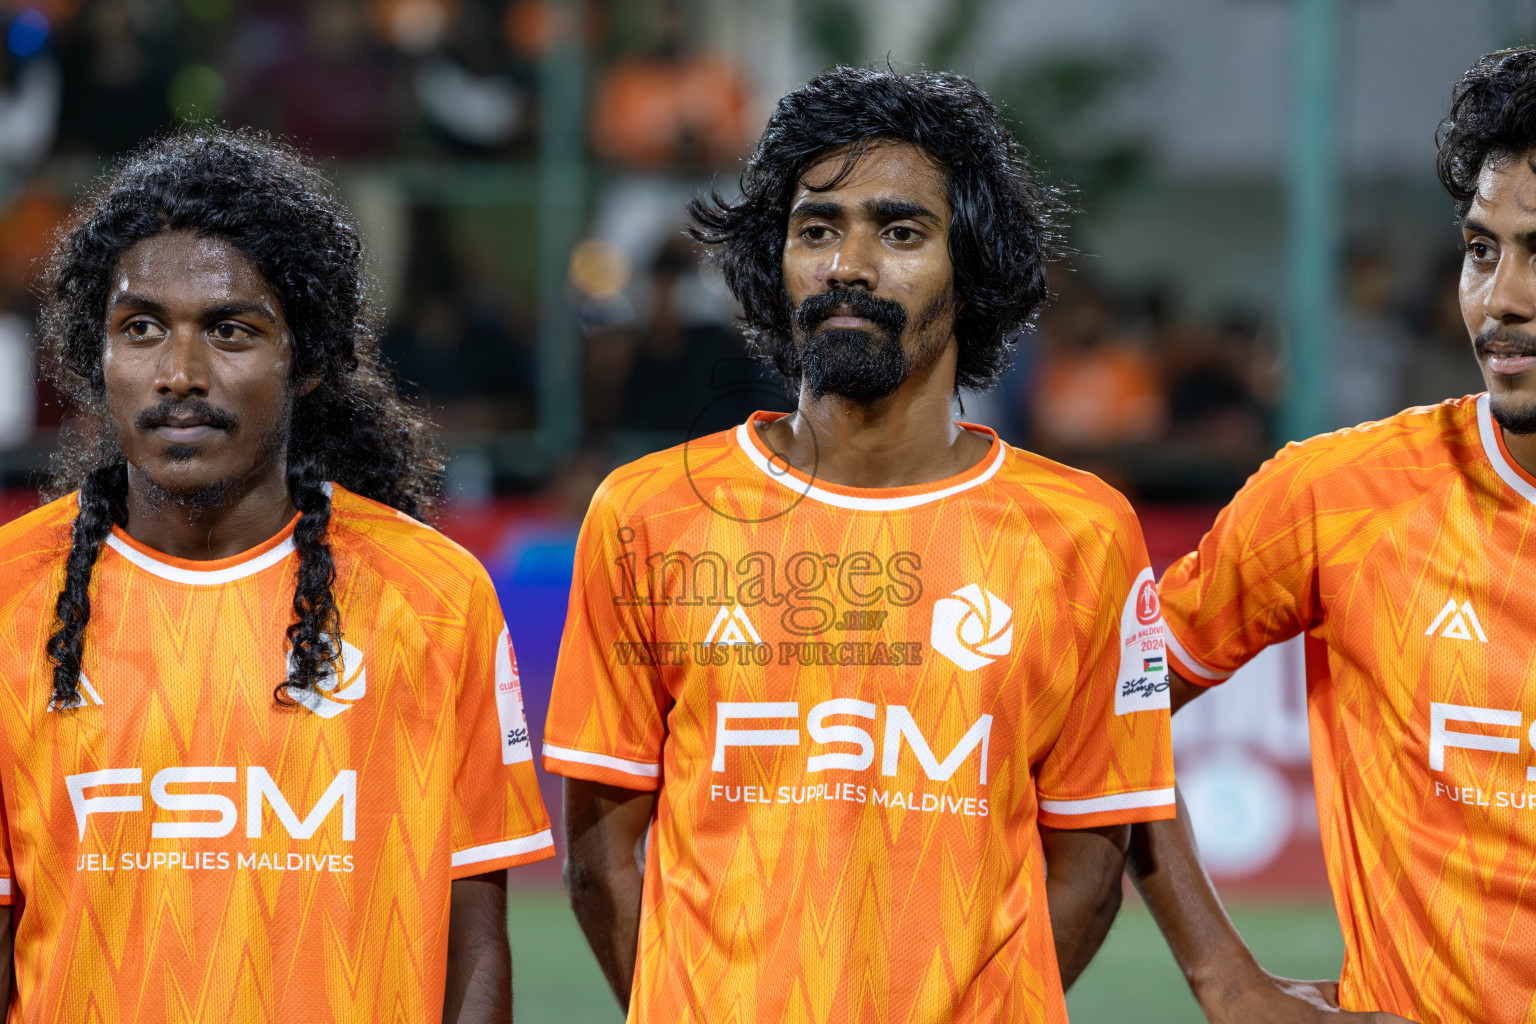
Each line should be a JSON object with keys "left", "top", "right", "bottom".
{"left": 823, "top": 231, "right": 879, "bottom": 292}
{"left": 155, "top": 330, "right": 211, "bottom": 397}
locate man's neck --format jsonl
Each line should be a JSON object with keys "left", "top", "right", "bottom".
{"left": 757, "top": 351, "right": 992, "bottom": 489}
{"left": 122, "top": 463, "right": 299, "bottom": 561}
{"left": 1503, "top": 425, "right": 1536, "bottom": 483}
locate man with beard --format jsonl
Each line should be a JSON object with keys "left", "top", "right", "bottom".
{"left": 0, "top": 130, "right": 553, "bottom": 1021}
{"left": 1125, "top": 47, "right": 1536, "bottom": 1024}
{"left": 543, "top": 67, "right": 1176, "bottom": 1023}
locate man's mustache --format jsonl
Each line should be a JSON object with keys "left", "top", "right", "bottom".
{"left": 134, "top": 398, "right": 239, "bottom": 432}
{"left": 793, "top": 287, "right": 908, "bottom": 339}
{"left": 1475, "top": 326, "right": 1536, "bottom": 358}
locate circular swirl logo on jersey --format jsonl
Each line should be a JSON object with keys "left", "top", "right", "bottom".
{"left": 930, "top": 584, "right": 1014, "bottom": 671}
{"left": 1135, "top": 579, "right": 1161, "bottom": 626}
{"left": 286, "top": 637, "right": 367, "bottom": 718}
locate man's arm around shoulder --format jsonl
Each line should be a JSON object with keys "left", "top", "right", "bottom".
{"left": 1125, "top": 670, "right": 1417, "bottom": 1023}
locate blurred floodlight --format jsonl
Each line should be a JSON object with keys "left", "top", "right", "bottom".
{"left": 6, "top": 9, "right": 47, "bottom": 59}
{"left": 374, "top": 0, "right": 456, "bottom": 54}
{"left": 569, "top": 239, "right": 630, "bottom": 298}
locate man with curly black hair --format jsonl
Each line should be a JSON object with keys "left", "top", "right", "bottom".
{"left": 0, "top": 128, "right": 552, "bottom": 1021}
{"left": 543, "top": 66, "right": 1177, "bottom": 1023}
{"left": 1123, "top": 46, "right": 1536, "bottom": 1024}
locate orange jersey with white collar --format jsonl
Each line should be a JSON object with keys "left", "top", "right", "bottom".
{"left": 1161, "top": 393, "right": 1536, "bottom": 1024}
{"left": 0, "top": 485, "right": 552, "bottom": 1023}
{"left": 544, "top": 411, "right": 1175, "bottom": 1024}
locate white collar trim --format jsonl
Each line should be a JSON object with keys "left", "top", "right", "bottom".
{"left": 733, "top": 421, "right": 1006, "bottom": 511}
{"left": 1477, "top": 392, "right": 1536, "bottom": 510}
{"left": 104, "top": 532, "right": 297, "bottom": 585}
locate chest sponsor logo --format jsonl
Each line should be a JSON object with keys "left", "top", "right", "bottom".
{"left": 1430, "top": 702, "right": 1536, "bottom": 810}
{"left": 1425, "top": 599, "right": 1488, "bottom": 642}
{"left": 930, "top": 584, "right": 1013, "bottom": 671}
{"left": 287, "top": 637, "right": 367, "bottom": 718}
{"left": 1116, "top": 568, "right": 1169, "bottom": 716}
{"left": 702, "top": 604, "right": 762, "bottom": 645}
{"left": 709, "top": 701, "right": 993, "bottom": 818}
{"left": 67, "top": 766, "right": 357, "bottom": 841}
{"left": 67, "top": 766, "right": 359, "bottom": 876}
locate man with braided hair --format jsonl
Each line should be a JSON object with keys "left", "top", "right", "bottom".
{"left": 0, "top": 129, "right": 552, "bottom": 1022}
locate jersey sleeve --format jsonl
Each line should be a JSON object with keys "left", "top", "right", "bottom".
{"left": 542, "top": 478, "right": 670, "bottom": 791}
{"left": 0, "top": 775, "right": 13, "bottom": 906}
{"left": 1034, "top": 496, "right": 1176, "bottom": 830}
{"left": 449, "top": 569, "right": 555, "bottom": 878}
{"left": 1158, "top": 442, "right": 1321, "bottom": 687}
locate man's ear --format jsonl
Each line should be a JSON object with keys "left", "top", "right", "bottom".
{"left": 294, "top": 374, "right": 322, "bottom": 399}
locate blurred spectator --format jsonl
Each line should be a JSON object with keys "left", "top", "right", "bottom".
{"left": 1029, "top": 272, "right": 1167, "bottom": 452}
{"left": 1161, "top": 314, "right": 1272, "bottom": 461}
{"left": 0, "top": 184, "right": 66, "bottom": 436}
{"left": 0, "top": 312, "right": 33, "bottom": 449}
{"left": 588, "top": 0, "right": 750, "bottom": 169}
{"left": 382, "top": 205, "right": 536, "bottom": 429}
{"left": 227, "top": 1, "right": 404, "bottom": 158}
{"left": 0, "top": 182, "right": 66, "bottom": 306}
{"left": 0, "top": 10, "right": 60, "bottom": 198}
{"left": 1403, "top": 251, "right": 1486, "bottom": 406}
{"left": 585, "top": 235, "right": 769, "bottom": 437}
{"left": 1329, "top": 243, "right": 1413, "bottom": 427}
{"left": 410, "top": 0, "right": 528, "bottom": 152}
{"left": 56, "top": 0, "right": 182, "bottom": 155}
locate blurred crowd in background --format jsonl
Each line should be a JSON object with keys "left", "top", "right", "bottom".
{"left": 0, "top": 0, "right": 1505, "bottom": 513}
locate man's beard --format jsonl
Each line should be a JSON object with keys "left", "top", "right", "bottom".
{"left": 1476, "top": 326, "right": 1536, "bottom": 435}
{"left": 792, "top": 285, "right": 953, "bottom": 402}
{"left": 1489, "top": 393, "right": 1536, "bottom": 435}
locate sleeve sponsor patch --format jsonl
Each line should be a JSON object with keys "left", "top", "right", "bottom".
{"left": 1115, "top": 568, "right": 1170, "bottom": 716}
{"left": 494, "top": 626, "right": 533, "bottom": 764}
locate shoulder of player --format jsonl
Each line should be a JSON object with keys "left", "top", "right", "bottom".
{"left": 1252, "top": 396, "right": 1479, "bottom": 494}
{"left": 325, "top": 486, "right": 495, "bottom": 596}
{"left": 585, "top": 428, "right": 733, "bottom": 522}
{"left": 0, "top": 492, "right": 77, "bottom": 570}
{"left": 992, "top": 442, "right": 1139, "bottom": 530}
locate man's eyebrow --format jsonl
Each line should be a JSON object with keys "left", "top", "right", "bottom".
{"left": 1461, "top": 217, "right": 1536, "bottom": 249}
{"left": 865, "top": 197, "right": 939, "bottom": 221}
{"left": 106, "top": 293, "right": 279, "bottom": 326}
{"left": 790, "top": 199, "right": 843, "bottom": 220}
{"left": 202, "top": 301, "right": 278, "bottom": 325}
{"left": 106, "top": 292, "right": 168, "bottom": 315}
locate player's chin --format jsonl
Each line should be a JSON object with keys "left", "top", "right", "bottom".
{"left": 1486, "top": 382, "right": 1536, "bottom": 436}
{"left": 134, "top": 451, "right": 236, "bottom": 496}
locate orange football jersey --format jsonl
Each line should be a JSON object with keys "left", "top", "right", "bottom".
{"left": 544, "top": 411, "right": 1176, "bottom": 1024}
{"left": 0, "top": 485, "right": 552, "bottom": 1023}
{"left": 1161, "top": 393, "right": 1536, "bottom": 1023}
